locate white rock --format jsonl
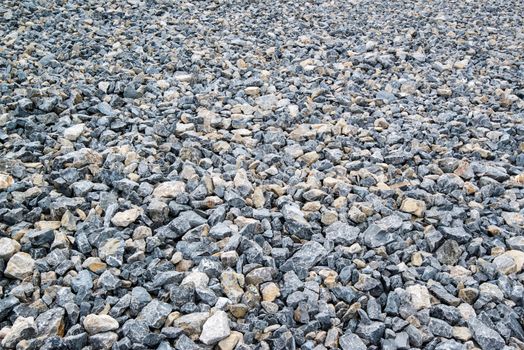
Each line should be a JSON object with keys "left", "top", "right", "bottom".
{"left": 83, "top": 314, "right": 119, "bottom": 334}
{"left": 152, "top": 181, "right": 186, "bottom": 198}
{"left": 111, "top": 208, "right": 141, "bottom": 227}
{"left": 199, "top": 310, "right": 231, "bottom": 345}
{"left": 0, "top": 238, "right": 21, "bottom": 260}
{"left": 181, "top": 271, "right": 209, "bottom": 289}
{"left": 406, "top": 284, "right": 431, "bottom": 310}
{"left": 64, "top": 123, "right": 85, "bottom": 141}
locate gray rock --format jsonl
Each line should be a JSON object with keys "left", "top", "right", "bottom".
{"left": 468, "top": 317, "right": 505, "bottom": 349}
{"left": 325, "top": 222, "right": 360, "bottom": 245}
{"left": 284, "top": 241, "right": 328, "bottom": 272}
{"left": 137, "top": 299, "right": 172, "bottom": 329}
{"left": 339, "top": 333, "right": 366, "bottom": 350}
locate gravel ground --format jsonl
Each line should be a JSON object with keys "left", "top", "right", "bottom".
{"left": 1, "top": 0, "right": 524, "bottom": 349}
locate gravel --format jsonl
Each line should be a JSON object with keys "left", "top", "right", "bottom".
{"left": 1, "top": 0, "right": 524, "bottom": 349}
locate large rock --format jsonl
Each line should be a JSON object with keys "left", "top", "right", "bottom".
{"left": 325, "top": 222, "right": 360, "bottom": 245}
{"left": 1, "top": 316, "right": 37, "bottom": 348}
{"left": 83, "top": 314, "right": 119, "bottom": 334}
{"left": 362, "top": 215, "right": 403, "bottom": 248}
{"left": 492, "top": 250, "right": 524, "bottom": 274}
{"left": 152, "top": 181, "right": 186, "bottom": 198}
{"left": 4, "top": 252, "right": 35, "bottom": 280}
{"left": 199, "top": 310, "right": 231, "bottom": 345}
{"left": 111, "top": 208, "right": 141, "bottom": 227}
{"left": 284, "top": 241, "right": 328, "bottom": 271}
{"left": 468, "top": 317, "right": 505, "bottom": 349}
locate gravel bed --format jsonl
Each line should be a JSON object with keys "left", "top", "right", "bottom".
{"left": 1, "top": 0, "right": 524, "bottom": 349}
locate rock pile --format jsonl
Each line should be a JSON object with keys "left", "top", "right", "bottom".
{"left": 0, "top": 0, "right": 523, "bottom": 349}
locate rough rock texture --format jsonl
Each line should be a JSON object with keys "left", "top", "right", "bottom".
{"left": 0, "top": 0, "right": 523, "bottom": 349}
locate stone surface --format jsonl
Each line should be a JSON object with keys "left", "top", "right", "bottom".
{"left": 0, "top": 1, "right": 522, "bottom": 349}
{"left": 199, "top": 310, "right": 231, "bottom": 345}
{"left": 4, "top": 252, "right": 34, "bottom": 280}
{"left": 83, "top": 314, "right": 119, "bottom": 334}
{"left": 110, "top": 208, "right": 141, "bottom": 227}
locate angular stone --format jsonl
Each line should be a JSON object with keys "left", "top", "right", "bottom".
{"left": 111, "top": 208, "right": 141, "bottom": 227}
{"left": 361, "top": 215, "right": 403, "bottom": 248}
{"left": 199, "top": 310, "right": 231, "bottom": 345}
{"left": 173, "top": 312, "right": 209, "bottom": 335}
{"left": 137, "top": 299, "right": 172, "bottom": 329}
{"left": 36, "top": 308, "right": 65, "bottom": 337}
{"left": 1, "top": 316, "right": 37, "bottom": 348}
{"left": 0, "top": 238, "right": 20, "bottom": 260}
{"left": 468, "top": 317, "right": 505, "bottom": 349}
{"left": 493, "top": 250, "right": 524, "bottom": 274}
{"left": 220, "top": 270, "right": 244, "bottom": 303}
{"left": 64, "top": 124, "right": 85, "bottom": 141}
{"left": 218, "top": 331, "right": 243, "bottom": 350}
{"left": 436, "top": 240, "right": 461, "bottom": 265}
{"left": 406, "top": 284, "right": 432, "bottom": 310}
{"left": 400, "top": 198, "right": 426, "bottom": 217}
{"left": 325, "top": 222, "right": 360, "bottom": 245}
{"left": 152, "top": 181, "right": 186, "bottom": 198}
{"left": 285, "top": 241, "right": 328, "bottom": 271}
{"left": 5, "top": 252, "right": 35, "bottom": 280}
{"left": 233, "top": 169, "right": 253, "bottom": 197}
{"left": 282, "top": 203, "right": 312, "bottom": 239}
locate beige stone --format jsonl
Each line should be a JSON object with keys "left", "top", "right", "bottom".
{"left": 0, "top": 238, "right": 21, "bottom": 260}
{"left": 0, "top": 174, "right": 14, "bottom": 190}
{"left": 261, "top": 282, "right": 280, "bottom": 302}
{"left": 453, "top": 326, "right": 472, "bottom": 341}
{"left": 5, "top": 252, "right": 34, "bottom": 280}
{"left": 400, "top": 198, "right": 426, "bottom": 217}
{"left": 152, "top": 181, "right": 186, "bottom": 198}
{"left": 83, "top": 314, "right": 119, "bottom": 334}
{"left": 493, "top": 250, "right": 524, "bottom": 274}
{"left": 111, "top": 208, "right": 141, "bottom": 227}
{"left": 218, "top": 331, "right": 243, "bottom": 350}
